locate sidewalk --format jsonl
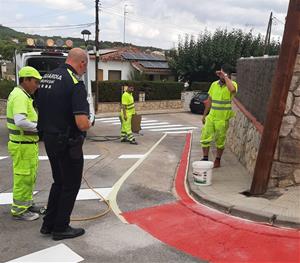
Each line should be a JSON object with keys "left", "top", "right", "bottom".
{"left": 187, "top": 131, "right": 300, "bottom": 229}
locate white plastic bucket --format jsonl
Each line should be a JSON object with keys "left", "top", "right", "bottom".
{"left": 192, "top": 161, "right": 214, "bottom": 186}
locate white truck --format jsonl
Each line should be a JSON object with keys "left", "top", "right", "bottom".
{"left": 15, "top": 39, "right": 95, "bottom": 123}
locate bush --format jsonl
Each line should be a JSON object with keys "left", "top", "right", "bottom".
{"left": 0, "top": 79, "right": 15, "bottom": 99}
{"left": 93, "top": 80, "right": 185, "bottom": 102}
{"left": 189, "top": 82, "right": 210, "bottom": 92}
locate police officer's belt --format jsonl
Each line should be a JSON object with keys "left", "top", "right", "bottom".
{"left": 10, "top": 140, "right": 37, "bottom": 144}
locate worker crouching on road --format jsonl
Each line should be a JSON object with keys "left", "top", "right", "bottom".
{"left": 200, "top": 64, "right": 238, "bottom": 168}
{"left": 120, "top": 85, "right": 138, "bottom": 145}
{"left": 7, "top": 66, "right": 43, "bottom": 221}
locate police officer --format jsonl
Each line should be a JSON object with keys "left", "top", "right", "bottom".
{"left": 120, "top": 85, "right": 138, "bottom": 144}
{"left": 200, "top": 64, "right": 238, "bottom": 168}
{"left": 36, "top": 48, "right": 91, "bottom": 240}
{"left": 7, "top": 66, "right": 42, "bottom": 221}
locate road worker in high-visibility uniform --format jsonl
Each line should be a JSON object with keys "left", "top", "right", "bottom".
{"left": 7, "top": 66, "right": 42, "bottom": 221}
{"left": 200, "top": 64, "right": 238, "bottom": 168}
{"left": 120, "top": 85, "right": 138, "bottom": 145}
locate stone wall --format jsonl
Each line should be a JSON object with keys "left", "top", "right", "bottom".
{"left": 227, "top": 100, "right": 262, "bottom": 175}
{"left": 0, "top": 99, "right": 7, "bottom": 115}
{"left": 97, "top": 100, "right": 183, "bottom": 113}
{"left": 228, "top": 53, "right": 300, "bottom": 188}
{"left": 271, "top": 54, "right": 300, "bottom": 187}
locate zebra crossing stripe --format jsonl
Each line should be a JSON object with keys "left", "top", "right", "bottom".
{"left": 142, "top": 124, "right": 183, "bottom": 129}
{"left": 141, "top": 122, "right": 169, "bottom": 126}
{"left": 0, "top": 156, "right": 8, "bottom": 160}
{"left": 149, "top": 127, "right": 198, "bottom": 132}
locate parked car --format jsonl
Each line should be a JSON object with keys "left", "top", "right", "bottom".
{"left": 190, "top": 92, "right": 209, "bottom": 114}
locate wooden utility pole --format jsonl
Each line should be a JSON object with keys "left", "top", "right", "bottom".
{"left": 95, "top": 0, "right": 100, "bottom": 112}
{"left": 263, "top": 12, "right": 273, "bottom": 54}
{"left": 250, "top": 0, "right": 300, "bottom": 195}
{"left": 123, "top": 4, "right": 128, "bottom": 44}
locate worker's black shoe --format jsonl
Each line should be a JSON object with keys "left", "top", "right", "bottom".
{"left": 130, "top": 140, "right": 138, "bottom": 145}
{"left": 52, "top": 226, "right": 85, "bottom": 241}
{"left": 40, "top": 225, "right": 52, "bottom": 235}
{"left": 121, "top": 138, "right": 128, "bottom": 143}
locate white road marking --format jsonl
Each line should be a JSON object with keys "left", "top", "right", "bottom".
{"left": 165, "top": 131, "right": 190, "bottom": 134}
{"left": 6, "top": 244, "right": 84, "bottom": 263}
{"left": 0, "top": 191, "right": 38, "bottom": 205}
{"left": 118, "top": 154, "right": 145, "bottom": 159}
{"left": 149, "top": 127, "right": 198, "bottom": 132}
{"left": 142, "top": 124, "right": 183, "bottom": 129}
{"left": 108, "top": 133, "right": 167, "bottom": 223}
{"left": 37, "top": 155, "right": 100, "bottom": 161}
{"left": 141, "top": 122, "right": 169, "bottom": 126}
{"left": 95, "top": 117, "right": 119, "bottom": 121}
{"left": 140, "top": 120, "right": 158, "bottom": 123}
{"left": 101, "top": 120, "right": 121, "bottom": 123}
{"left": 0, "top": 155, "right": 100, "bottom": 161}
{"left": 76, "top": 188, "right": 112, "bottom": 201}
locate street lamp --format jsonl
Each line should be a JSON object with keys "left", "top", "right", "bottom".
{"left": 81, "top": 29, "right": 91, "bottom": 48}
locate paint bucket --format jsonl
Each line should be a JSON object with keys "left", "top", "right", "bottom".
{"left": 192, "top": 161, "right": 214, "bottom": 186}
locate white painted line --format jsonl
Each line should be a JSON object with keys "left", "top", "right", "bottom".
{"left": 101, "top": 120, "right": 121, "bottom": 123}
{"left": 0, "top": 156, "right": 8, "bottom": 160}
{"left": 38, "top": 155, "right": 100, "bottom": 161}
{"left": 142, "top": 124, "right": 183, "bottom": 129}
{"left": 6, "top": 244, "right": 84, "bottom": 263}
{"left": 150, "top": 127, "right": 198, "bottom": 132}
{"left": 76, "top": 188, "right": 112, "bottom": 201}
{"left": 108, "top": 133, "right": 167, "bottom": 223}
{"left": 0, "top": 191, "right": 38, "bottom": 205}
{"left": 141, "top": 122, "right": 169, "bottom": 126}
{"left": 118, "top": 154, "right": 145, "bottom": 159}
{"left": 140, "top": 120, "right": 158, "bottom": 123}
{"left": 95, "top": 117, "right": 119, "bottom": 121}
{"left": 165, "top": 131, "right": 190, "bottom": 134}
{"left": 38, "top": 156, "right": 49, "bottom": 160}
{"left": 112, "top": 122, "right": 121, "bottom": 125}
{"left": 112, "top": 120, "right": 160, "bottom": 126}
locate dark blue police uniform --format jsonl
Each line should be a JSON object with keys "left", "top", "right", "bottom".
{"left": 36, "top": 64, "right": 89, "bottom": 232}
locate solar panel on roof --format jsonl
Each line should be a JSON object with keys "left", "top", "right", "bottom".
{"left": 122, "top": 52, "right": 166, "bottom": 62}
{"left": 139, "top": 61, "right": 169, "bottom": 69}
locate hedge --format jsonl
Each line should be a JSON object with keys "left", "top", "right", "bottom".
{"left": 189, "top": 82, "right": 210, "bottom": 92}
{"left": 0, "top": 79, "right": 15, "bottom": 99}
{"left": 93, "top": 80, "right": 185, "bottom": 102}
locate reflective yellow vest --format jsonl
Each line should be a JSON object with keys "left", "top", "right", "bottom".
{"left": 6, "top": 87, "right": 38, "bottom": 142}
{"left": 208, "top": 80, "right": 238, "bottom": 121}
{"left": 121, "top": 91, "right": 135, "bottom": 115}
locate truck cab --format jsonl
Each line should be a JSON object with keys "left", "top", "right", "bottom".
{"left": 15, "top": 38, "right": 95, "bottom": 123}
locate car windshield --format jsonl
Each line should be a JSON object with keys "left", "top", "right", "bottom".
{"left": 26, "top": 56, "right": 66, "bottom": 76}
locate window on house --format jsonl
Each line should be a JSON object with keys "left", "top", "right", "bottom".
{"left": 108, "top": 70, "right": 121, "bottom": 80}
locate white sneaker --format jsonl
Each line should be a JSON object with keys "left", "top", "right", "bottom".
{"left": 13, "top": 211, "right": 39, "bottom": 221}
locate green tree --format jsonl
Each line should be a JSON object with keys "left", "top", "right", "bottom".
{"left": 168, "top": 29, "right": 281, "bottom": 82}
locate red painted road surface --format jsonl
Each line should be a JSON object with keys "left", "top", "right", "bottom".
{"left": 123, "top": 133, "right": 300, "bottom": 262}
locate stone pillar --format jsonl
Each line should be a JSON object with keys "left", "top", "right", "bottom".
{"left": 271, "top": 52, "right": 300, "bottom": 187}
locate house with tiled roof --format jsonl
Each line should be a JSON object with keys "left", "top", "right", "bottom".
{"left": 89, "top": 47, "right": 175, "bottom": 81}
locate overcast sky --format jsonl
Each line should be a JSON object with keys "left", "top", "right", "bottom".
{"left": 0, "top": 0, "right": 289, "bottom": 49}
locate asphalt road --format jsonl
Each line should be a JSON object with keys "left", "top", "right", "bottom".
{"left": 0, "top": 112, "right": 205, "bottom": 262}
